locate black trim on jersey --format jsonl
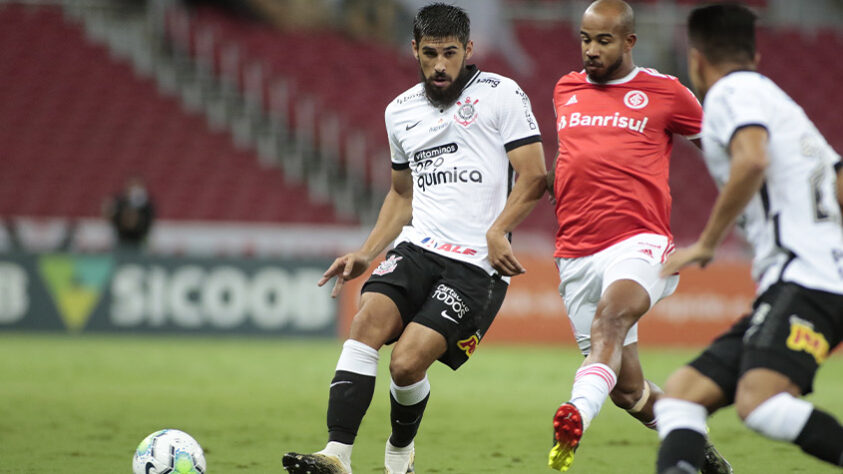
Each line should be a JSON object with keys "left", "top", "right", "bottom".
{"left": 835, "top": 161, "right": 842, "bottom": 173}
{"left": 506, "top": 164, "right": 514, "bottom": 243}
{"left": 772, "top": 213, "right": 798, "bottom": 284}
{"left": 504, "top": 134, "right": 542, "bottom": 152}
{"left": 727, "top": 123, "right": 768, "bottom": 152}
{"left": 759, "top": 182, "right": 771, "bottom": 218}
{"left": 462, "top": 65, "right": 481, "bottom": 90}
{"left": 392, "top": 162, "right": 410, "bottom": 170}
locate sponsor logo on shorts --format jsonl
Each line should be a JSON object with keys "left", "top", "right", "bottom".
{"left": 744, "top": 302, "right": 771, "bottom": 342}
{"left": 432, "top": 284, "right": 470, "bottom": 318}
{"left": 457, "top": 334, "right": 480, "bottom": 357}
{"left": 440, "top": 310, "right": 458, "bottom": 325}
{"left": 420, "top": 237, "right": 477, "bottom": 256}
{"left": 373, "top": 255, "right": 402, "bottom": 276}
{"left": 786, "top": 315, "right": 829, "bottom": 364}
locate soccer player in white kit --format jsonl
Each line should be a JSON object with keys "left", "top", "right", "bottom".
{"left": 655, "top": 4, "right": 843, "bottom": 472}
{"left": 282, "top": 4, "right": 547, "bottom": 473}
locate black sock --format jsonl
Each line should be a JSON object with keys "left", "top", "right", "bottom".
{"left": 656, "top": 428, "right": 706, "bottom": 474}
{"left": 794, "top": 408, "right": 843, "bottom": 466}
{"left": 326, "top": 370, "right": 376, "bottom": 445}
{"left": 388, "top": 392, "right": 429, "bottom": 448}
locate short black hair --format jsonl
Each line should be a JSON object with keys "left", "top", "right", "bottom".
{"left": 688, "top": 3, "right": 757, "bottom": 65}
{"left": 413, "top": 3, "right": 470, "bottom": 47}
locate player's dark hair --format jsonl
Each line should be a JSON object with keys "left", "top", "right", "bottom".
{"left": 413, "top": 3, "right": 470, "bottom": 47}
{"left": 688, "top": 3, "right": 757, "bottom": 65}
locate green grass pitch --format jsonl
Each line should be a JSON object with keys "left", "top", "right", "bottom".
{"left": 1, "top": 333, "right": 841, "bottom": 473}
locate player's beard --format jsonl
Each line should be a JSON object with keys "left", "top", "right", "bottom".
{"left": 585, "top": 54, "right": 624, "bottom": 83}
{"left": 421, "top": 62, "right": 472, "bottom": 109}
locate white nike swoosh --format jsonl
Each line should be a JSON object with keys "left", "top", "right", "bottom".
{"left": 330, "top": 381, "right": 353, "bottom": 388}
{"left": 440, "top": 310, "right": 458, "bottom": 324}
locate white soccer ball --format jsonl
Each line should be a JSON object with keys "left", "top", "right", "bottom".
{"left": 132, "top": 429, "right": 207, "bottom": 474}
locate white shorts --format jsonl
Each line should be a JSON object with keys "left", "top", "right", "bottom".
{"left": 556, "top": 233, "right": 679, "bottom": 355}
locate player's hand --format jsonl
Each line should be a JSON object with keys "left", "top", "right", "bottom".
{"left": 660, "top": 242, "right": 715, "bottom": 277}
{"left": 486, "top": 230, "right": 526, "bottom": 276}
{"left": 318, "top": 252, "right": 371, "bottom": 298}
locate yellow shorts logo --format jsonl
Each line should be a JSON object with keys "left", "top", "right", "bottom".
{"left": 457, "top": 335, "right": 479, "bottom": 358}
{"left": 786, "top": 319, "right": 829, "bottom": 364}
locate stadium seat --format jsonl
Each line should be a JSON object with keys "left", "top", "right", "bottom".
{"left": 0, "top": 4, "right": 351, "bottom": 225}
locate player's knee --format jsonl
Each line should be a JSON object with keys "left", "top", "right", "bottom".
{"left": 348, "top": 309, "right": 401, "bottom": 348}
{"left": 389, "top": 352, "right": 424, "bottom": 386}
{"left": 734, "top": 390, "right": 762, "bottom": 421}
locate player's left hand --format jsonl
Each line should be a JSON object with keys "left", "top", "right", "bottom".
{"left": 660, "top": 241, "right": 715, "bottom": 277}
{"left": 486, "top": 231, "right": 526, "bottom": 276}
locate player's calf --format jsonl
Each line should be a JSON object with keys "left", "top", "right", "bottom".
{"left": 613, "top": 379, "right": 660, "bottom": 430}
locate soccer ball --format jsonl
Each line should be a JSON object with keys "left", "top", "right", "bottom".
{"left": 132, "top": 429, "right": 207, "bottom": 474}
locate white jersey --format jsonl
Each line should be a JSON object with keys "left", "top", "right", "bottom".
{"left": 702, "top": 71, "right": 843, "bottom": 295}
{"left": 385, "top": 66, "right": 542, "bottom": 275}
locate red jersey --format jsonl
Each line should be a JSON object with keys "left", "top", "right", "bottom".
{"left": 552, "top": 67, "right": 702, "bottom": 258}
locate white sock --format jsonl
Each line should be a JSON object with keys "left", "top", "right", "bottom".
{"left": 390, "top": 376, "right": 430, "bottom": 406}
{"left": 570, "top": 363, "right": 617, "bottom": 429}
{"left": 744, "top": 392, "right": 813, "bottom": 442}
{"left": 335, "top": 339, "right": 379, "bottom": 376}
{"left": 654, "top": 398, "right": 708, "bottom": 440}
{"left": 318, "top": 441, "right": 352, "bottom": 468}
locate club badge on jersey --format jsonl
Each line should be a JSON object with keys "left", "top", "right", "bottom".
{"left": 455, "top": 97, "right": 479, "bottom": 127}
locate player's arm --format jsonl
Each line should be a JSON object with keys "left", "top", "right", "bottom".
{"left": 486, "top": 141, "right": 547, "bottom": 276}
{"left": 319, "top": 169, "right": 413, "bottom": 297}
{"left": 662, "top": 126, "right": 769, "bottom": 275}
{"left": 546, "top": 150, "right": 558, "bottom": 199}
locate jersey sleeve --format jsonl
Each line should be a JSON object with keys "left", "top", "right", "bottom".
{"left": 496, "top": 78, "right": 542, "bottom": 152}
{"left": 667, "top": 80, "right": 703, "bottom": 138}
{"left": 705, "top": 77, "right": 770, "bottom": 148}
{"left": 385, "top": 104, "right": 409, "bottom": 170}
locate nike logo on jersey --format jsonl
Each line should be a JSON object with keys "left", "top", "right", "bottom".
{"left": 440, "top": 310, "right": 459, "bottom": 324}
{"left": 406, "top": 120, "right": 421, "bottom": 130}
{"left": 564, "top": 95, "right": 578, "bottom": 106}
{"left": 330, "top": 381, "right": 353, "bottom": 389}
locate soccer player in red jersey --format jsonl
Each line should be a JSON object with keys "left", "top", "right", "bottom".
{"left": 546, "top": 1, "right": 730, "bottom": 472}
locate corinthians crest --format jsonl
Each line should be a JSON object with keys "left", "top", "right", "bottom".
{"left": 455, "top": 97, "right": 479, "bottom": 126}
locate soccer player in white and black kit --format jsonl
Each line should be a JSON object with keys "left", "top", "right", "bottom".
{"left": 281, "top": 4, "right": 547, "bottom": 473}
{"left": 655, "top": 4, "right": 843, "bottom": 472}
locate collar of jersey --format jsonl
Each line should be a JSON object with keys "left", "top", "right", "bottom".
{"left": 462, "top": 64, "right": 481, "bottom": 91}
{"left": 584, "top": 66, "right": 640, "bottom": 85}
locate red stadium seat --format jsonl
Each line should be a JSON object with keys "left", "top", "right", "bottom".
{"left": 0, "top": 4, "right": 351, "bottom": 225}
